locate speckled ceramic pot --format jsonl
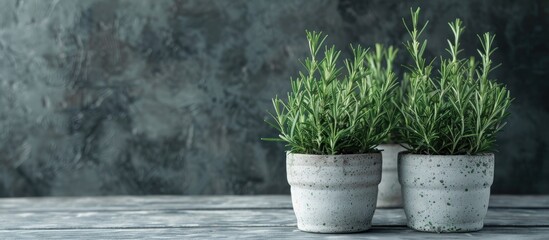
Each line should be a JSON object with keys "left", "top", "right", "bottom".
{"left": 287, "top": 153, "right": 382, "bottom": 233}
{"left": 377, "top": 144, "right": 406, "bottom": 208}
{"left": 398, "top": 153, "right": 495, "bottom": 233}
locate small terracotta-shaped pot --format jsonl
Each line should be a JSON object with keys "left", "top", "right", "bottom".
{"left": 377, "top": 144, "right": 406, "bottom": 207}
{"left": 287, "top": 153, "right": 382, "bottom": 233}
{"left": 398, "top": 152, "right": 494, "bottom": 232}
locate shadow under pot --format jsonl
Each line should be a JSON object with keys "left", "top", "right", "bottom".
{"left": 398, "top": 152, "right": 495, "bottom": 233}
{"left": 287, "top": 153, "right": 382, "bottom": 233}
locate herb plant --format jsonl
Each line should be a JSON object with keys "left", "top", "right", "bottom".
{"left": 263, "top": 31, "right": 397, "bottom": 155}
{"left": 368, "top": 44, "right": 401, "bottom": 144}
{"left": 399, "top": 8, "right": 511, "bottom": 155}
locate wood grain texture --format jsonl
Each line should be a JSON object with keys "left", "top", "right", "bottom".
{"left": 0, "top": 195, "right": 292, "bottom": 212}
{"left": 0, "top": 208, "right": 547, "bottom": 230}
{"left": 0, "top": 227, "right": 548, "bottom": 239}
{"left": 489, "top": 195, "right": 549, "bottom": 208}
{"left": 0, "top": 195, "right": 547, "bottom": 212}
{"left": 0, "top": 195, "right": 546, "bottom": 239}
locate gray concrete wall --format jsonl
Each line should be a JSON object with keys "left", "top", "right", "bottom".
{"left": 0, "top": 0, "right": 547, "bottom": 196}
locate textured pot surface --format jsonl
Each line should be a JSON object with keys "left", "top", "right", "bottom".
{"left": 398, "top": 153, "right": 495, "bottom": 233}
{"left": 377, "top": 144, "right": 406, "bottom": 208}
{"left": 287, "top": 153, "right": 382, "bottom": 233}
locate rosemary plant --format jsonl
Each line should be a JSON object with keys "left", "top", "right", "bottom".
{"left": 399, "top": 8, "right": 512, "bottom": 155}
{"left": 367, "top": 44, "right": 401, "bottom": 143}
{"left": 263, "top": 31, "right": 397, "bottom": 155}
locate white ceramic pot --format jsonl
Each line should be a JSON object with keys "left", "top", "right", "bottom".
{"left": 398, "top": 153, "right": 495, "bottom": 232}
{"left": 287, "top": 153, "right": 382, "bottom": 233}
{"left": 377, "top": 144, "right": 406, "bottom": 207}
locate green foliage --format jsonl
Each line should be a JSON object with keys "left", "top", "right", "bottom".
{"left": 263, "top": 31, "right": 398, "bottom": 155}
{"left": 368, "top": 44, "right": 402, "bottom": 143}
{"left": 399, "top": 8, "right": 512, "bottom": 155}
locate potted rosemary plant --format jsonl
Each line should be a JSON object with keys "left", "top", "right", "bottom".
{"left": 398, "top": 8, "right": 511, "bottom": 232}
{"left": 264, "top": 31, "right": 396, "bottom": 233}
{"left": 365, "top": 45, "right": 407, "bottom": 208}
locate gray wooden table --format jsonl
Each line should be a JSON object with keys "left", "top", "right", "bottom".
{"left": 0, "top": 195, "right": 547, "bottom": 239}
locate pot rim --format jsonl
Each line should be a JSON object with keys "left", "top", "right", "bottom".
{"left": 378, "top": 143, "right": 405, "bottom": 147}
{"left": 286, "top": 151, "right": 381, "bottom": 158}
{"left": 398, "top": 151, "right": 494, "bottom": 158}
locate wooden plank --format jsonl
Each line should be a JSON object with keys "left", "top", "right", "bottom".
{"left": 0, "top": 227, "right": 548, "bottom": 239}
{"left": 0, "top": 195, "right": 292, "bottom": 212}
{"left": 0, "top": 208, "right": 547, "bottom": 230}
{"left": 0, "top": 195, "right": 546, "bottom": 212}
{"left": 489, "top": 195, "right": 549, "bottom": 208}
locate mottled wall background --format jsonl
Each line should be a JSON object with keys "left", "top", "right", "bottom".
{"left": 0, "top": 0, "right": 547, "bottom": 196}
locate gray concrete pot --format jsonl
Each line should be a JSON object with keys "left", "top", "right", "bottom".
{"left": 377, "top": 144, "right": 406, "bottom": 208}
{"left": 287, "top": 153, "right": 382, "bottom": 233}
{"left": 398, "top": 152, "right": 495, "bottom": 233}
